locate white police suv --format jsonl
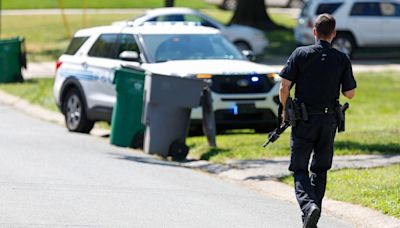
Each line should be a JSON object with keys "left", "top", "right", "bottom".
{"left": 54, "top": 23, "right": 280, "bottom": 133}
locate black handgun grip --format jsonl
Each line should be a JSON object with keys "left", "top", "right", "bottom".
{"left": 341, "top": 102, "right": 349, "bottom": 112}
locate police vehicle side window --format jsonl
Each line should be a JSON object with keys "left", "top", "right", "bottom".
{"left": 350, "top": 2, "right": 382, "bottom": 16}
{"left": 65, "top": 36, "right": 89, "bottom": 55}
{"left": 395, "top": 3, "right": 400, "bottom": 16}
{"left": 184, "top": 15, "right": 217, "bottom": 28}
{"left": 88, "top": 34, "right": 119, "bottom": 59}
{"left": 117, "top": 34, "right": 140, "bottom": 56}
{"left": 153, "top": 14, "right": 185, "bottom": 22}
{"left": 316, "top": 3, "right": 343, "bottom": 15}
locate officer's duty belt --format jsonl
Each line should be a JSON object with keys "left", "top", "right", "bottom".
{"left": 305, "top": 106, "right": 336, "bottom": 115}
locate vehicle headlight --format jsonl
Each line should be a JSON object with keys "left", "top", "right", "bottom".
{"left": 196, "top": 74, "right": 213, "bottom": 79}
{"left": 267, "top": 73, "right": 281, "bottom": 82}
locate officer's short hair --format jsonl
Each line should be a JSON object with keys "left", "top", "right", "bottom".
{"left": 315, "top": 14, "right": 336, "bottom": 38}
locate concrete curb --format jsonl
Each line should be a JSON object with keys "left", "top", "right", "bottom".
{"left": 1, "top": 89, "right": 399, "bottom": 227}
{"left": 0, "top": 90, "right": 64, "bottom": 125}
{"left": 0, "top": 90, "right": 110, "bottom": 137}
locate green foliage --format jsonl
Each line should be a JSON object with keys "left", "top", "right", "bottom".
{"left": 281, "top": 165, "right": 400, "bottom": 219}
{"left": 189, "top": 130, "right": 289, "bottom": 163}
{"left": 2, "top": 0, "right": 213, "bottom": 9}
{"left": 188, "top": 72, "right": 400, "bottom": 162}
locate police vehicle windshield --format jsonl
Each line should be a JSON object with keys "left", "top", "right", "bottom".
{"left": 141, "top": 34, "right": 244, "bottom": 63}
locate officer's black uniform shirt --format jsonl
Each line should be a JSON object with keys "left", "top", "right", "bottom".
{"left": 280, "top": 40, "right": 357, "bottom": 107}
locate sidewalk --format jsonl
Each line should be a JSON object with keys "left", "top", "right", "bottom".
{"left": 22, "top": 62, "right": 55, "bottom": 79}
{"left": 23, "top": 60, "right": 400, "bottom": 79}
{"left": 182, "top": 154, "right": 400, "bottom": 227}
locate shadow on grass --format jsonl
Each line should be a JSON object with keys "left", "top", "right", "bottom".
{"left": 353, "top": 47, "right": 400, "bottom": 60}
{"left": 199, "top": 147, "right": 230, "bottom": 161}
{"left": 335, "top": 141, "right": 400, "bottom": 154}
{"left": 40, "top": 48, "right": 64, "bottom": 59}
{"left": 28, "top": 48, "right": 64, "bottom": 62}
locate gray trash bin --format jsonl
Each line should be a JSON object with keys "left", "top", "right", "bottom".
{"left": 142, "top": 73, "right": 209, "bottom": 161}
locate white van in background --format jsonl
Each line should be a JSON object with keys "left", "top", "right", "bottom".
{"left": 295, "top": 0, "right": 400, "bottom": 56}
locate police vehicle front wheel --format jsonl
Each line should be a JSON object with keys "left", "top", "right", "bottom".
{"left": 332, "top": 33, "right": 355, "bottom": 57}
{"left": 63, "top": 88, "right": 94, "bottom": 133}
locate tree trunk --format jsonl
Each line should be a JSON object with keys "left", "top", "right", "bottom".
{"left": 165, "top": 0, "right": 174, "bottom": 7}
{"left": 229, "top": 0, "right": 281, "bottom": 30}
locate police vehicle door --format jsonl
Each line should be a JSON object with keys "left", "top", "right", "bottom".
{"left": 84, "top": 33, "right": 121, "bottom": 110}
{"left": 348, "top": 2, "right": 383, "bottom": 46}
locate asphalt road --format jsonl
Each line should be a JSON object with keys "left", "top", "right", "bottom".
{"left": 0, "top": 103, "right": 351, "bottom": 227}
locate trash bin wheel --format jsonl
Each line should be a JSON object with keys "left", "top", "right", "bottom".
{"left": 169, "top": 140, "right": 189, "bottom": 161}
{"left": 131, "top": 131, "right": 144, "bottom": 149}
{"left": 63, "top": 88, "right": 94, "bottom": 133}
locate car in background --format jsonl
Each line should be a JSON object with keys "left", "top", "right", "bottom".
{"left": 295, "top": 0, "right": 400, "bottom": 57}
{"left": 54, "top": 23, "right": 280, "bottom": 134}
{"left": 206, "top": 0, "right": 305, "bottom": 10}
{"left": 113, "top": 8, "right": 269, "bottom": 54}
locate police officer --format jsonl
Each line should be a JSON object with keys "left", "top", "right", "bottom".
{"left": 279, "top": 14, "right": 357, "bottom": 228}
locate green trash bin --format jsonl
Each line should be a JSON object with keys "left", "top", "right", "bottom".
{"left": 0, "top": 37, "right": 26, "bottom": 83}
{"left": 110, "top": 66, "right": 146, "bottom": 148}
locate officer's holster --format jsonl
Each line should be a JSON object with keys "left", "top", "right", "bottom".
{"left": 335, "top": 102, "right": 349, "bottom": 133}
{"left": 284, "top": 98, "right": 308, "bottom": 127}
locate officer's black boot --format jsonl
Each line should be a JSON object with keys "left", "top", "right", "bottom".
{"left": 303, "top": 204, "right": 320, "bottom": 228}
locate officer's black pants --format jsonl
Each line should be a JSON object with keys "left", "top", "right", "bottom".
{"left": 289, "top": 114, "right": 337, "bottom": 216}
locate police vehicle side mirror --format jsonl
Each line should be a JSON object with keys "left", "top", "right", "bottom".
{"left": 119, "top": 51, "right": 140, "bottom": 62}
{"left": 242, "top": 50, "right": 256, "bottom": 62}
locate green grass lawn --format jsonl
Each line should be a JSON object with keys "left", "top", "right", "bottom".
{"left": 188, "top": 71, "right": 400, "bottom": 162}
{"left": 281, "top": 164, "right": 400, "bottom": 219}
{"left": 2, "top": 0, "right": 213, "bottom": 9}
{"left": 0, "top": 78, "right": 58, "bottom": 111}
{"left": 2, "top": 13, "right": 141, "bottom": 62}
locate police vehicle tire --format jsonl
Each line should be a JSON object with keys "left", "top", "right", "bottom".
{"left": 234, "top": 41, "right": 252, "bottom": 52}
{"left": 63, "top": 88, "right": 94, "bottom": 133}
{"left": 221, "top": 0, "right": 237, "bottom": 10}
{"left": 332, "top": 33, "right": 356, "bottom": 57}
{"left": 169, "top": 141, "right": 189, "bottom": 161}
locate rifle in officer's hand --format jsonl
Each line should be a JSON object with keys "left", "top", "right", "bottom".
{"left": 262, "top": 97, "right": 295, "bottom": 148}
{"left": 262, "top": 121, "right": 290, "bottom": 147}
